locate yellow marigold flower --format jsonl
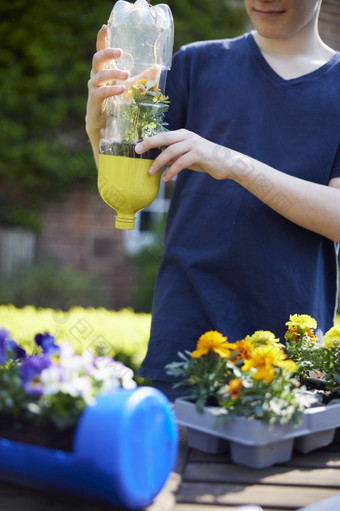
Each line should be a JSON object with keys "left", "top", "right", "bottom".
{"left": 226, "top": 378, "right": 242, "bottom": 399}
{"left": 323, "top": 325, "right": 340, "bottom": 348}
{"left": 245, "top": 330, "right": 280, "bottom": 346}
{"left": 191, "top": 331, "right": 236, "bottom": 358}
{"left": 252, "top": 364, "right": 276, "bottom": 383}
{"left": 285, "top": 314, "right": 317, "bottom": 332}
{"left": 241, "top": 345, "right": 296, "bottom": 383}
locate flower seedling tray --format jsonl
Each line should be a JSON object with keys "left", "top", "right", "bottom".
{"left": 174, "top": 397, "right": 340, "bottom": 469}
{"left": 293, "top": 400, "right": 340, "bottom": 454}
{"left": 0, "top": 388, "right": 178, "bottom": 510}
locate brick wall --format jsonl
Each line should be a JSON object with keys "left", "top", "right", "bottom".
{"left": 36, "top": 186, "right": 138, "bottom": 310}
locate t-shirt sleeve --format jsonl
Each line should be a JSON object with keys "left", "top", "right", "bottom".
{"left": 164, "top": 48, "right": 190, "bottom": 131}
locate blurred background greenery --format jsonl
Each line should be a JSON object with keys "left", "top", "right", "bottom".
{"left": 0, "top": 0, "right": 247, "bottom": 231}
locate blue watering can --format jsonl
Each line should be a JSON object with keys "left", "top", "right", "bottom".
{"left": 0, "top": 387, "right": 178, "bottom": 509}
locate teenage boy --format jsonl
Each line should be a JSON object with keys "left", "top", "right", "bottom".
{"left": 86, "top": 0, "right": 340, "bottom": 400}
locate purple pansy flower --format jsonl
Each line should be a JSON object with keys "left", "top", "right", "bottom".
{"left": 0, "top": 329, "right": 11, "bottom": 364}
{"left": 20, "top": 355, "right": 52, "bottom": 395}
{"left": 0, "top": 328, "right": 26, "bottom": 364}
{"left": 6, "top": 340, "right": 26, "bottom": 360}
{"left": 35, "top": 332, "right": 60, "bottom": 355}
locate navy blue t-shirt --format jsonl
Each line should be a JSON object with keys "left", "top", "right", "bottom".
{"left": 139, "top": 33, "right": 340, "bottom": 382}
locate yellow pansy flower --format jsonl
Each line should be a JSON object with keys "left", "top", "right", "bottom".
{"left": 191, "top": 331, "right": 236, "bottom": 359}
{"left": 242, "top": 345, "right": 296, "bottom": 383}
{"left": 323, "top": 325, "right": 340, "bottom": 348}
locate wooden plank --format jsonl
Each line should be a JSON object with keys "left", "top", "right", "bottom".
{"left": 147, "top": 473, "right": 180, "bottom": 511}
{"left": 286, "top": 450, "right": 340, "bottom": 468}
{"left": 176, "top": 426, "right": 190, "bottom": 474}
{"left": 177, "top": 482, "right": 340, "bottom": 509}
{"left": 175, "top": 505, "right": 282, "bottom": 511}
{"left": 188, "top": 444, "right": 340, "bottom": 465}
{"left": 146, "top": 425, "right": 190, "bottom": 511}
{"left": 0, "top": 496, "right": 46, "bottom": 511}
{"left": 183, "top": 462, "right": 340, "bottom": 487}
{"left": 0, "top": 481, "right": 127, "bottom": 511}
{"left": 322, "top": 442, "right": 340, "bottom": 452}
{"left": 188, "top": 450, "right": 232, "bottom": 463}
{"left": 174, "top": 505, "right": 283, "bottom": 511}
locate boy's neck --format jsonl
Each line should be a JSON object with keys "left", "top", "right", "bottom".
{"left": 253, "top": 27, "right": 335, "bottom": 80}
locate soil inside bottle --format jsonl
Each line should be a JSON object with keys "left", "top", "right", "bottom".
{"left": 101, "top": 142, "right": 162, "bottom": 160}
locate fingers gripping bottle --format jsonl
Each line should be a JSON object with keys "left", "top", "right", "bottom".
{"left": 98, "top": 0, "right": 174, "bottom": 230}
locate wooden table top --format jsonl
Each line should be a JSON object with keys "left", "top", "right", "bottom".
{"left": 1, "top": 427, "right": 340, "bottom": 511}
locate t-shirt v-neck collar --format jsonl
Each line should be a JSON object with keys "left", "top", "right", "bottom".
{"left": 247, "top": 31, "right": 338, "bottom": 85}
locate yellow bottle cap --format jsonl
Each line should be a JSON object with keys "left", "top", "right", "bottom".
{"left": 115, "top": 214, "right": 136, "bottom": 230}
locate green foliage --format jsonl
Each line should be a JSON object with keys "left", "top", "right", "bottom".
{"left": 0, "top": 261, "right": 105, "bottom": 310}
{"left": 284, "top": 343, "right": 319, "bottom": 380}
{"left": 216, "top": 370, "right": 315, "bottom": 426}
{"left": 168, "top": 0, "right": 248, "bottom": 51}
{"left": 0, "top": 0, "right": 109, "bottom": 229}
{"left": 166, "top": 346, "right": 316, "bottom": 424}
{"left": 0, "top": 362, "right": 27, "bottom": 419}
{"left": 121, "top": 80, "right": 170, "bottom": 142}
{"left": 166, "top": 350, "right": 236, "bottom": 411}
{"left": 0, "top": 0, "right": 247, "bottom": 230}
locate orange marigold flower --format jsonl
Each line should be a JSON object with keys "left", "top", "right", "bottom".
{"left": 305, "top": 329, "right": 317, "bottom": 343}
{"left": 191, "top": 331, "right": 236, "bottom": 359}
{"left": 131, "top": 79, "right": 161, "bottom": 97}
{"left": 231, "top": 338, "right": 255, "bottom": 361}
{"left": 226, "top": 378, "right": 242, "bottom": 399}
{"left": 284, "top": 325, "right": 317, "bottom": 344}
{"left": 284, "top": 326, "right": 301, "bottom": 344}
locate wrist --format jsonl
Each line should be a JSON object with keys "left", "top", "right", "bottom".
{"left": 226, "top": 150, "right": 255, "bottom": 185}
{"left": 86, "top": 124, "right": 100, "bottom": 141}
{"left": 211, "top": 146, "right": 251, "bottom": 181}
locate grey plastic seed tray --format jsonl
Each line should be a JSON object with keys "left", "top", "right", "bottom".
{"left": 174, "top": 398, "right": 340, "bottom": 468}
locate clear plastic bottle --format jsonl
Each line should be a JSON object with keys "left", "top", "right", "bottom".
{"left": 98, "top": 0, "right": 174, "bottom": 230}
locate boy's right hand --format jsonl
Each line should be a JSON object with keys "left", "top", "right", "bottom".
{"left": 86, "top": 25, "right": 129, "bottom": 137}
